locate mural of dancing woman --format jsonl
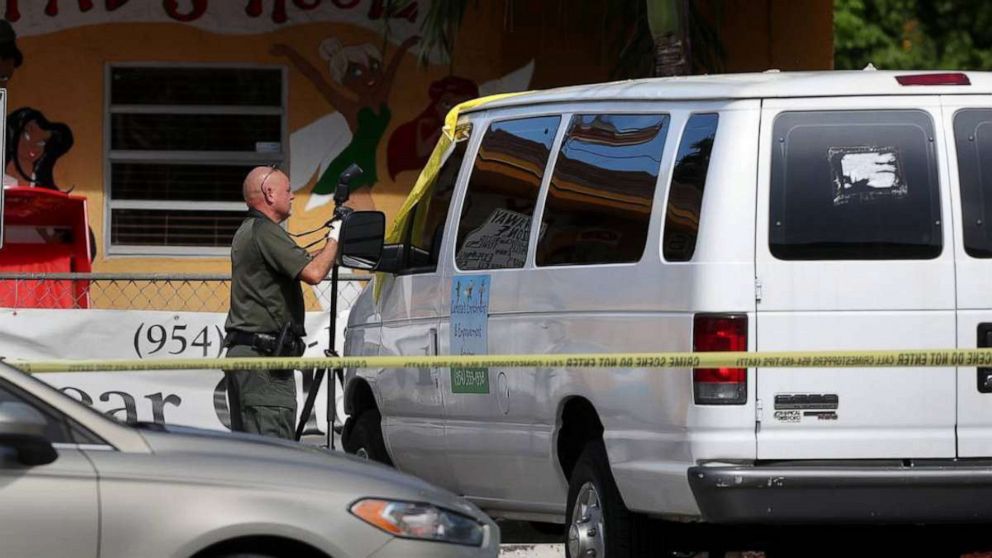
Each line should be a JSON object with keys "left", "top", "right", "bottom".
{"left": 271, "top": 35, "right": 418, "bottom": 211}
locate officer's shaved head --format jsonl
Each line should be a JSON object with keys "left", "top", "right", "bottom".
{"left": 244, "top": 166, "right": 277, "bottom": 204}
{"left": 243, "top": 166, "right": 293, "bottom": 222}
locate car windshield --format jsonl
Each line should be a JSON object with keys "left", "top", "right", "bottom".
{"left": 0, "top": 362, "right": 125, "bottom": 426}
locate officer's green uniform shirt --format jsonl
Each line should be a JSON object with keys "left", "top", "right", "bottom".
{"left": 225, "top": 209, "right": 312, "bottom": 336}
{"left": 224, "top": 209, "right": 312, "bottom": 412}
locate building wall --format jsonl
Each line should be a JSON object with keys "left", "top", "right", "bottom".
{"left": 0, "top": 0, "right": 832, "bottom": 275}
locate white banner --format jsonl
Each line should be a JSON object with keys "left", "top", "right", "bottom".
{"left": 0, "top": 307, "right": 347, "bottom": 439}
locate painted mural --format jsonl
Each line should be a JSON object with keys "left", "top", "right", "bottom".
{"left": 0, "top": 0, "right": 536, "bottom": 277}
{"left": 4, "top": 106, "right": 74, "bottom": 190}
{"left": 275, "top": 34, "right": 419, "bottom": 212}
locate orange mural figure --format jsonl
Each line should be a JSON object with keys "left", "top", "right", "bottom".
{"left": 387, "top": 75, "right": 478, "bottom": 180}
{"left": 271, "top": 35, "right": 418, "bottom": 211}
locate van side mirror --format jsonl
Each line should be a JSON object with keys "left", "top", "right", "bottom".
{"left": 0, "top": 402, "right": 57, "bottom": 466}
{"left": 337, "top": 211, "right": 385, "bottom": 270}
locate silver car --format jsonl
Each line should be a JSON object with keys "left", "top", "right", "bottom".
{"left": 0, "top": 363, "right": 499, "bottom": 558}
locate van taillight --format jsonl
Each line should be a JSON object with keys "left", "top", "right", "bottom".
{"left": 693, "top": 313, "right": 747, "bottom": 405}
{"left": 896, "top": 73, "right": 970, "bottom": 86}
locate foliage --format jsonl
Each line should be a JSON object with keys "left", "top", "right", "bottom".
{"left": 414, "top": 0, "right": 724, "bottom": 78}
{"left": 417, "top": 0, "right": 475, "bottom": 69}
{"left": 835, "top": 0, "right": 992, "bottom": 70}
{"left": 606, "top": 0, "right": 724, "bottom": 79}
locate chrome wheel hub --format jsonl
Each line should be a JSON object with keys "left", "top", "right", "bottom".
{"left": 355, "top": 447, "right": 369, "bottom": 460}
{"left": 567, "top": 481, "right": 605, "bottom": 557}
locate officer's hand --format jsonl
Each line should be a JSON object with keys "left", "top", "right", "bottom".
{"left": 327, "top": 220, "right": 342, "bottom": 243}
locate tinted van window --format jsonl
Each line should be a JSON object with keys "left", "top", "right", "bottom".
{"left": 954, "top": 109, "right": 992, "bottom": 258}
{"left": 401, "top": 133, "right": 470, "bottom": 273}
{"left": 535, "top": 114, "right": 668, "bottom": 266}
{"left": 455, "top": 115, "right": 560, "bottom": 270}
{"left": 769, "top": 110, "right": 941, "bottom": 260}
{"left": 663, "top": 113, "right": 719, "bottom": 261}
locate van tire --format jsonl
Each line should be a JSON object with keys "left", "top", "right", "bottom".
{"left": 566, "top": 439, "right": 658, "bottom": 558}
{"left": 342, "top": 409, "right": 393, "bottom": 466}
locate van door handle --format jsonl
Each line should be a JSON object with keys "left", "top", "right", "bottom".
{"left": 427, "top": 328, "right": 438, "bottom": 356}
{"left": 977, "top": 324, "right": 992, "bottom": 393}
{"left": 428, "top": 328, "right": 439, "bottom": 389}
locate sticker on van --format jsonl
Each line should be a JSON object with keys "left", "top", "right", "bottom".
{"left": 450, "top": 275, "right": 492, "bottom": 394}
{"left": 828, "top": 145, "right": 907, "bottom": 205}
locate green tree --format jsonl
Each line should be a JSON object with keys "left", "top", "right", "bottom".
{"left": 835, "top": 0, "right": 992, "bottom": 70}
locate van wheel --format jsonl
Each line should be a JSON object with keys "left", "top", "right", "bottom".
{"left": 342, "top": 409, "right": 393, "bottom": 466}
{"left": 566, "top": 439, "right": 658, "bottom": 558}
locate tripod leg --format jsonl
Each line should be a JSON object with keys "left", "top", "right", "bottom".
{"left": 329, "top": 368, "right": 337, "bottom": 450}
{"left": 295, "top": 368, "right": 325, "bottom": 441}
{"left": 224, "top": 370, "right": 244, "bottom": 432}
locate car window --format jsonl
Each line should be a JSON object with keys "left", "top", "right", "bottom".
{"left": 769, "top": 109, "right": 941, "bottom": 260}
{"left": 455, "top": 115, "right": 561, "bottom": 270}
{"left": 536, "top": 113, "right": 669, "bottom": 267}
{"left": 0, "top": 379, "right": 76, "bottom": 443}
{"left": 400, "top": 130, "right": 471, "bottom": 274}
{"left": 663, "top": 113, "right": 719, "bottom": 262}
{"left": 0, "top": 370, "right": 108, "bottom": 445}
{"left": 954, "top": 108, "right": 992, "bottom": 258}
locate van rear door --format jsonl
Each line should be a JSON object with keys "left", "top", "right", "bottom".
{"left": 943, "top": 95, "right": 992, "bottom": 457}
{"left": 754, "top": 96, "right": 957, "bottom": 459}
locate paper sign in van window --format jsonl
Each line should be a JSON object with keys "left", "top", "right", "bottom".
{"left": 828, "top": 146, "right": 907, "bottom": 206}
{"left": 450, "top": 275, "right": 491, "bottom": 394}
{"left": 456, "top": 208, "right": 535, "bottom": 270}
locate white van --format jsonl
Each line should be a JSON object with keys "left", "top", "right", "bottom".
{"left": 341, "top": 71, "right": 992, "bottom": 556}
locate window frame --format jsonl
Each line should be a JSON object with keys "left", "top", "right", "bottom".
{"left": 0, "top": 376, "right": 105, "bottom": 446}
{"left": 535, "top": 111, "right": 672, "bottom": 267}
{"left": 104, "top": 62, "right": 288, "bottom": 257}
{"left": 451, "top": 111, "right": 565, "bottom": 273}
{"left": 661, "top": 112, "right": 719, "bottom": 263}
{"left": 395, "top": 124, "right": 477, "bottom": 276}
{"left": 767, "top": 108, "right": 943, "bottom": 261}
{"left": 952, "top": 107, "right": 992, "bottom": 259}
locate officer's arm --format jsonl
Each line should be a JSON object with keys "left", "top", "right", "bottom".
{"left": 298, "top": 239, "right": 338, "bottom": 285}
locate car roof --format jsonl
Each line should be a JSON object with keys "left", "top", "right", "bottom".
{"left": 464, "top": 70, "right": 992, "bottom": 113}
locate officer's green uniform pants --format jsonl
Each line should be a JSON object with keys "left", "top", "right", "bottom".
{"left": 224, "top": 344, "right": 298, "bottom": 440}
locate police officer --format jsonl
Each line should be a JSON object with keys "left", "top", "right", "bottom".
{"left": 223, "top": 165, "right": 341, "bottom": 439}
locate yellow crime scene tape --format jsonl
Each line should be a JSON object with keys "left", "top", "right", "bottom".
{"left": 8, "top": 348, "right": 992, "bottom": 374}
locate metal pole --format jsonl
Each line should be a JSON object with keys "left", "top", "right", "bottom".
{"left": 327, "top": 264, "right": 339, "bottom": 449}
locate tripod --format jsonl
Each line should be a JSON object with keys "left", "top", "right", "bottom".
{"left": 295, "top": 164, "right": 362, "bottom": 448}
{"left": 294, "top": 263, "right": 342, "bottom": 448}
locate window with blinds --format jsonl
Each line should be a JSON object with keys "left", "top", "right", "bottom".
{"left": 106, "top": 65, "right": 285, "bottom": 255}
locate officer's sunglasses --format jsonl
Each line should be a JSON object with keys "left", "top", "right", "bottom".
{"left": 258, "top": 163, "right": 280, "bottom": 194}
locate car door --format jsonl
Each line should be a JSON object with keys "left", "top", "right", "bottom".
{"left": 441, "top": 112, "right": 564, "bottom": 500}
{"left": 943, "top": 95, "right": 992, "bottom": 457}
{"left": 0, "top": 378, "right": 99, "bottom": 558}
{"left": 755, "top": 96, "right": 957, "bottom": 459}
{"left": 375, "top": 128, "right": 474, "bottom": 488}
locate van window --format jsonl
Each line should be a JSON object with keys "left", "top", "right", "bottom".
{"left": 954, "top": 109, "right": 992, "bottom": 258}
{"left": 455, "top": 115, "right": 561, "bottom": 270}
{"left": 400, "top": 133, "right": 470, "bottom": 273}
{"left": 536, "top": 114, "right": 669, "bottom": 266}
{"left": 769, "top": 110, "right": 941, "bottom": 260}
{"left": 663, "top": 113, "right": 719, "bottom": 261}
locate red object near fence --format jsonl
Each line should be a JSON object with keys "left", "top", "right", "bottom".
{"left": 0, "top": 187, "right": 92, "bottom": 308}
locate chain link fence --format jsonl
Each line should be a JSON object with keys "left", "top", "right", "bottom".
{"left": 0, "top": 272, "right": 371, "bottom": 314}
